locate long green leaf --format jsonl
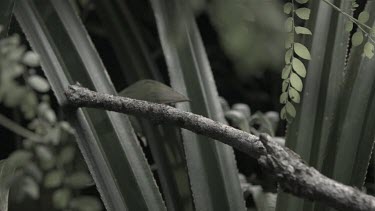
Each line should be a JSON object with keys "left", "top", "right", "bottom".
{"left": 0, "top": 159, "right": 14, "bottom": 211}
{"left": 307, "top": 2, "right": 353, "bottom": 211}
{"left": 309, "top": 0, "right": 352, "bottom": 178}
{"left": 94, "top": 0, "right": 162, "bottom": 84}
{"left": 324, "top": 4, "right": 375, "bottom": 211}
{"left": 0, "top": 0, "right": 14, "bottom": 38}
{"left": 151, "top": 0, "right": 246, "bottom": 210}
{"left": 305, "top": 2, "right": 375, "bottom": 211}
{"left": 140, "top": 121, "right": 194, "bottom": 211}
{"left": 276, "top": 1, "right": 351, "bottom": 210}
{"left": 14, "top": 1, "right": 166, "bottom": 210}
{"left": 207, "top": 0, "right": 284, "bottom": 76}
{"left": 93, "top": 1, "right": 194, "bottom": 210}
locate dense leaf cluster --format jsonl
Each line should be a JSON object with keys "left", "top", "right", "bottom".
{"left": 0, "top": 28, "right": 101, "bottom": 211}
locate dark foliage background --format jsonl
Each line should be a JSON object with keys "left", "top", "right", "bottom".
{"left": 1, "top": 0, "right": 374, "bottom": 210}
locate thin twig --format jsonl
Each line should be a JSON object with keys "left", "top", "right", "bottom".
{"left": 322, "top": 0, "right": 375, "bottom": 43}
{"left": 0, "top": 113, "right": 41, "bottom": 142}
{"left": 65, "top": 85, "right": 375, "bottom": 211}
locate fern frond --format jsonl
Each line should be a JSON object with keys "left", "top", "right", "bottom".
{"left": 280, "top": 0, "right": 311, "bottom": 122}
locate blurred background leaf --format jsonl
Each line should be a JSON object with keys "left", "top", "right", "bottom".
{"left": 14, "top": 0, "right": 165, "bottom": 210}
{"left": 208, "top": 0, "right": 284, "bottom": 77}
{"left": 0, "top": 0, "right": 374, "bottom": 211}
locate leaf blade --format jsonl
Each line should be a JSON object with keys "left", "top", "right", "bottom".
{"left": 93, "top": 1, "right": 194, "bottom": 209}
{"left": 294, "top": 43, "right": 312, "bottom": 60}
{"left": 0, "top": 0, "right": 15, "bottom": 38}
{"left": 295, "top": 8, "right": 311, "bottom": 20}
{"left": 0, "top": 160, "right": 15, "bottom": 211}
{"left": 14, "top": 1, "right": 166, "bottom": 210}
{"left": 151, "top": 0, "right": 246, "bottom": 210}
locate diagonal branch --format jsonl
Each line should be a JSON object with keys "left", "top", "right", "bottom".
{"left": 0, "top": 113, "right": 41, "bottom": 142}
{"left": 65, "top": 84, "right": 375, "bottom": 211}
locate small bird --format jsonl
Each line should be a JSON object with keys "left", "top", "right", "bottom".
{"left": 119, "top": 79, "right": 189, "bottom": 104}
{"left": 119, "top": 79, "right": 189, "bottom": 146}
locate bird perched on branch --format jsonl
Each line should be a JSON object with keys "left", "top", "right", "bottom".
{"left": 119, "top": 79, "right": 189, "bottom": 104}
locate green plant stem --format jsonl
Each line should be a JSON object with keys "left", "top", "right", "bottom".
{"left": 292, "top": 0, "right": 295, "bottom": 36}
{"left": 0, "top": 113, "right": 40, "bottom": 141}
{"left": 288, "top": 0, "right": 295, "bottom": 96}
{"left": 322, "top": 0, "right": 375, "bottom": 43}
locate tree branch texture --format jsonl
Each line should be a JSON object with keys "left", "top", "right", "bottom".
{"left": 65, "top": 84, "right": 375, "bottom": 211}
